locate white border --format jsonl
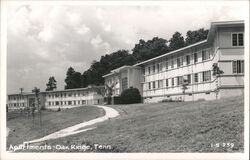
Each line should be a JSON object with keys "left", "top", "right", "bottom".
{"left": 1, "top": 1, "right": 249, "bottom": 160}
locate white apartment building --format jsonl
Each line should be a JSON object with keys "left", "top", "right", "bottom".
{"left": 103, "top": 65, "right": 142, "bottom": 97}
{"left": 7, "top": 85, "right": 104, "bottom": 110}
{"left": 104, "top": 20, "right": 245, "bottom": 103}
{"left": 44, "top": 86, "right": 104, "bottom": 109}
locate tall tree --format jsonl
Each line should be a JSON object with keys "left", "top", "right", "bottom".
{"left": 185, "top": 28, "right": 209, "bottom": 46}
{"left": 169, "top": 32, "right": 185, "bottom": 51}
{"left": 65, "top": 67, "right": 82, "bottom": 89}
{"left": 46, "top": 76, "right": 57, "bottom": 91}
{"left": 132, "top": 37, "right": 169, "bottom": 62}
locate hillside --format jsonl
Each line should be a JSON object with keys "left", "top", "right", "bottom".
{"left": 41, "top": 96, "right": 244, "bottom": 152}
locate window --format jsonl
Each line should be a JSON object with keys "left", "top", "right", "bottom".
{"left": 148, "top": 82, "right": 151, "bottom": 90}
{"left": 121, "top": 77, "right": 128, "bottom": 90}
{"left": 232, "top": 33, "right": 244, "bottom": 46}
{"left": 232, "top": 60, "right": 244, "bottom": 74}
{"left": 56, "top": 101, "right": 59, "bottom": 105}
{"left": 184, "top": 74, "right": 191, "bottom": 84}
{"left": 194, "top": 73, "right": 199, "bottom": 83}
{"left": 202, "top": 50, "right": 210, "bottom": 61}
{"left": 142, "top": 68, "right": 145, "bottom": 75}
{"left": 171, "top": 60, "right": 174, "bottom": 68}
{"left": 202, "top": 71, "right": 211, "bottom": 82}
{"left": 171, "top": 78, "right": 175, "bottom": 86}
{"left": 166, "top": 79, "right": 169, "bottom": 87}
{"left": 186, "top": 55, "right": 190, "bottom": 65}
{"left": 158, "top": 80, "right": 163, "bottom": 88}
{"left": 166, "top": 61, "right": 169, "bottom": 70}
{"left": 68, "top": 101, "right": 72, "bottom": 105}
{"left": 194, "top": 53, "right": 198, "bottom": 63}
{"left": 82, "top": 100, "right": 86, "bottom": 104}
{"left": 148, "top": 66, "right": 151, "bottom": 74}
{"left": 177, "top": 58, "right": 180, "bottom": 67}
{"left": 153, "top": 81, "right": 156, "bottom": 89}
{"left": 177, "top": 57, "right": 183, "bottom": 67}
{"left": 153, "top": 65, "right": 156, "bottom": 73}
{"left": 157, "top": 63, "right": 160, "bottom": 72}
{"left": 177, "top": 76, "right": 183, "bottom": 85}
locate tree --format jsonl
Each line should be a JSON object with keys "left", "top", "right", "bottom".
{"left": 120, "top": 87, "right": 141, "bottom": 104}
{"left": 185, "top": 28, "right": 209, "bottom": 46}
{"left": 82, "top": 50, "right": 136, "bottom": 87}
{"left": 132, "top": 37, "right": 169, "bottom": 62}
{"left": 65, "top": 67, "right": 82, "bottom": 89}
{"left": 46, "top": 76, "right": 57, "bottom": 91}
{"left": 169, "top": 32, "right": 185, "bottom": 51}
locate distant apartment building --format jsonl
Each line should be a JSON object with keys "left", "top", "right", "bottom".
{"left": 103, "top": 20, "right": 245, "bottom": 103}
{"left": 7, "top": 85, "right": 104, "bottom": 110}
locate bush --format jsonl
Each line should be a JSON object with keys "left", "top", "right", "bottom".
{"left": 120, "top": 87, "right": 141, "bottom": 104}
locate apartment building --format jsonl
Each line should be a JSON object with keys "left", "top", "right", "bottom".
{"left": 104, "top": 20, "right": 245, "bottom": 103}
{"left": 7, "top": 85, "right": 104, "bottom": 110}
{"left": 103, "top": 65, "right": 142, "bottom": 97}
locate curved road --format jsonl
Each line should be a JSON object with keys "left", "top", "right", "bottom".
{"left": 24, "top": 105, "right": 119, "bottom": 144}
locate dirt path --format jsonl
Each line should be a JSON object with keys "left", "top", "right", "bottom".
{"left": 24, "top": 105, "right": 119, "bottom": 144}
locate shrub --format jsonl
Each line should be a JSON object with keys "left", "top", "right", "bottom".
{"left": 120, "top": 87, "right": 141, "bottom": 104}
{"left": 57, "top": 107, "right": 61, "bottom": 112}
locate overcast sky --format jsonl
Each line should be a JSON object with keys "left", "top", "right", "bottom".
{"left": 7, "top": 1, "right": 247, "bottom": 94}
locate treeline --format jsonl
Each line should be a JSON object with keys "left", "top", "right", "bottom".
{"left": 64, "top": 28, "right": 209, "bottom": 89}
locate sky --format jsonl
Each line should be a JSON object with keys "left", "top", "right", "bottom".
{"left": 6, "top": 1, "right": 248, "bottom": 94}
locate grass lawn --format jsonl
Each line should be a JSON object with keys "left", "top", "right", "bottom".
{"left": 7, "top": 105, "right": 105, "bottom": 148}
{"left": 9, "top": 96, "right": 244, "bottom": 153}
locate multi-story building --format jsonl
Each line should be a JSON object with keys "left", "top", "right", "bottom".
{"left": 7, "top": 92, "right": 36, "bottom": 110}
{"left": 7, "top": 85, "right": 104, "bottom": 110}
{"left": 104, "top": 20, "right": 245, "bottom": 103}
{"left": 44, "top": 86, "right": 104, "bottom": 109}
{"left": 103, "top": 65, "right": 142, "bottom": 97}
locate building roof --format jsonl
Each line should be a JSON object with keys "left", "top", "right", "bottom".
{"left": 41, "top": 85, "right": 104, "bottom": 94}
{"left": 8, "top": 85, "right": 104, "bottom": 96}
{"left": 133, "top": 20, "right": 244, "bottom": 66}
{"left": 102, "top": 65, "right": 141, "bottom": 78}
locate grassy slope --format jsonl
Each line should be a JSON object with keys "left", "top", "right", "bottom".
{"left": 7, "top": 106, "right": 105, "bottom": 147}
{"left": 44, "top": 96, "right": 244, "bottom": 153}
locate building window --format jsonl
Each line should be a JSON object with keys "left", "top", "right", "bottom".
{"left": 202, "top": 50, "right": 209, "bottom": 61}
{"left": 148, "top": 82, "right": 151, "bottom": 90}
{"left": 148, "top": 66, "right": 151, "bottom": 74}
{"left": 55, "top": 101, "right": 59, "bottom": 105}
{"left": 158, "top": 80, "right": 163, "bottom": 88}
{"left": 153, "top": 81, "right": 156, "bottom": 89}
{"left": 121, "top": 77, "right": 128, "bottom": 90}
{"left": 82, "top": 100, "right": 86, "bottom": 104}
{"left": 166, "top": 61, "right": 169, "bottom": 70}
{"left": 186, "top": 55, "right": 190, "bottom": 65}
{"left": 166, "top": 79, "right": 169, "bottom": 87}
{"left": 232, "top": 33, "right": 244, "bottom": 46}
{"left": 142, "top": 68, "right": 145, "bottom": 75}
{"left": 171, "top": 78, "right": 174, "bottom": 86}
{"left": 68, "top": 101, "right": 72, "bottom": 105}
{"left": 177, "top": 57, "right": 183, "bottom": 67}
{"left": 177, "top": 76, "right": 183, "bottom": 86}
{"left": 153, "top": 65, "right": 156, "bottom": 73}
{"left": 232, "top": 60, "right": 244, "bottom": 74}
{"left": 194, "top": 73, "right": 199, "bottom": 83}
{"left": 171, "top": 60, "right": 174, "bottom": 69}
{"left": 184, "top": 74, "right": 191, "bottom": 84}
{"left": 194, "top": 53, "right": 198, "bottom": 63}
{"left": 157, "top": 63, "right": 160, "bottom": 72}
{"left": 202, "top": 71, "right": 211, "bottom": 82}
